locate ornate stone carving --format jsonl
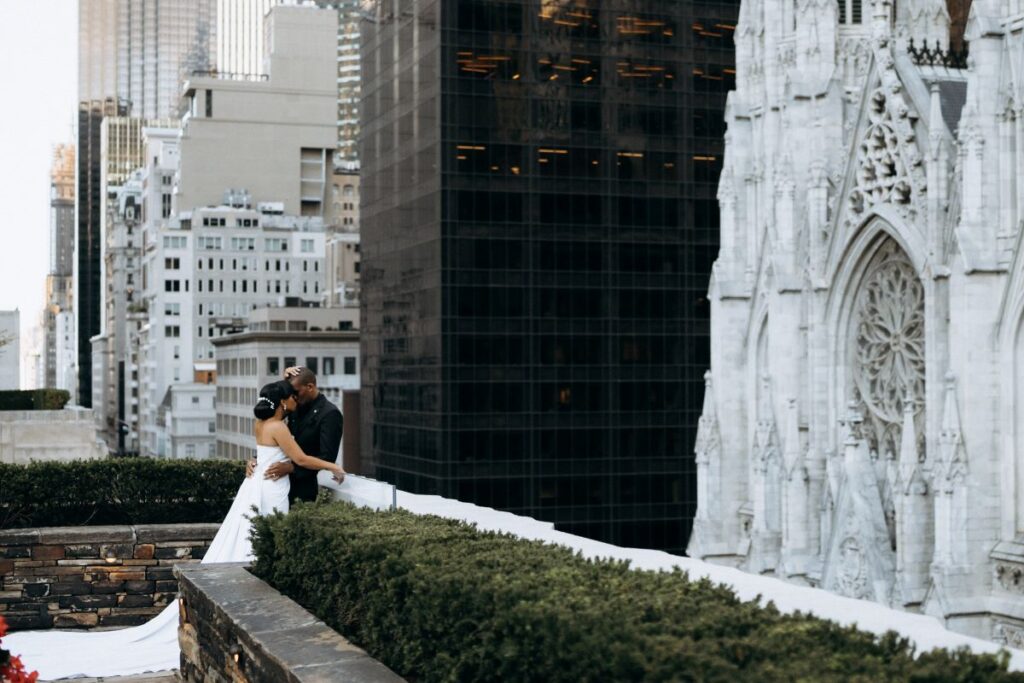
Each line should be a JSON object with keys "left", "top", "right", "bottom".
{"left": 993, "top": 622, "right": 1024, "bottom": 649}
{"left": 849, "top": 90, "right": 915, "bottom": 217}
{"left": 835, "top": 536, "right": 871, "bottom": 599}
{"left": 851, "top": 240, "right": 925, "bottom": 460}
{"left": 995, "top": 563, "right": 1024, "bottom": 594}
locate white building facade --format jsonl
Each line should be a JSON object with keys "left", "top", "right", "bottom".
{"left": 212, "top": 308, "right": 359, "bottom": 462}
{"left": 0, "top": 311, "right": 20, "bottom": 390}
{"left": 690, "top": 0, "right": 1024, "bottom": 644}
{"left": 137, "top": 203, "right": 326, "bottom": 457}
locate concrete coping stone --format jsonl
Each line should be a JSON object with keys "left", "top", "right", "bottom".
{"left": 176, "top": 563, "right": 406, "bottom": 682}
{"left": 0, "top": 523, "right": 221, "bottom": 546}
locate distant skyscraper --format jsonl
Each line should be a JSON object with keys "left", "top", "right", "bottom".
{"left": 360, "top": 0, "right": 735, "bottom": 554}
{"left": 216, "top": 0, "right": 277, "bottom": 75}
{"left": 76, "top": 0, "right": 218, "bottom": 405}
{"left": 42, "top": 145, "right": 76, "bottom": 391}
{"left": 117, "top": 0, "right": 217, "bottom": 118}
{"left": 79, "top": 0, "right": 119, "bottom": 103}
{"left": 76, "top": 97, "right": 127, "bottom": 406}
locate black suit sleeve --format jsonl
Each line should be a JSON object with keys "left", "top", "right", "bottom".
{"left": 319, "top": 408, "right": 343, "bottom": 464}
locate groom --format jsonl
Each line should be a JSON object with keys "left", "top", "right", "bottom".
{"left": 247, "top": 365, "right": 344, "bottom": 503}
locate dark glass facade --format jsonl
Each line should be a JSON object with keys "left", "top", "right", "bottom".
{"left": 360, "top": 0, "right": 735, "bottom": 554}
{"left": 77, "top": 98, "right": 127, "bottom": 406}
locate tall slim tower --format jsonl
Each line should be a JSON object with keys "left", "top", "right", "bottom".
{"left": 360, "top": 0, "right": 735, "bottom": 553}
{"left": 42, "top": 144, "right": 76, "bottom": 391}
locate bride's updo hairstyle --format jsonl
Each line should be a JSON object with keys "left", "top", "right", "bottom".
{"left": 253, "top": 380, "right": 294, "bottom": 420}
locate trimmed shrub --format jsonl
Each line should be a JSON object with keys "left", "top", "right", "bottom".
{"left": 0, "top": 459, "right": 245, "bottom": 528}
{"left": 0, "top": 389, "right": 70, "bottom": 411}
{"left": 251, "top": 502, "right": 1022, "bottom": 682}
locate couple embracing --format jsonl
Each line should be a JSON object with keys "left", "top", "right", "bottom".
{"left": 240, "top": 365, "right": 347, "bottom": 516}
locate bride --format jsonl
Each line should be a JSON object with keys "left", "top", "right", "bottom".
{"left": 4, "top": 380, "right": 345, "bottom": 679}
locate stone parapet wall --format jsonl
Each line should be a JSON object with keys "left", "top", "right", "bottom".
{"left": 0, "top": 408, "right": 107, "bottom": 463}
{"left": 0, "top": 523, "right": 219, "bottom": 630}
{"left": 176, "top": 563, "right": 404, "bottom": 682}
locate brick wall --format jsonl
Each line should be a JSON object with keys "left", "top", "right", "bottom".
{"left": 0, "top": 523, "right": 219, "bottom": 630}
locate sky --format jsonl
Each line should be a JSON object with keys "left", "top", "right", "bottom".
{"left": 0, "top": 2, "right": 77, "bottom": 379}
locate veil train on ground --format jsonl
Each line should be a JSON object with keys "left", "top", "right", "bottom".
{"left": 4, "top": 444, "right": 290, "bottom": 680}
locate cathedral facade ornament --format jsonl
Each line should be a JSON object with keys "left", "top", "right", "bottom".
{"left": 692, "top": 0, "right": 1024, "bottom": 644}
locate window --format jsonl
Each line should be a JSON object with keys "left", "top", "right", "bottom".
{"left": 165, "top": 303, "right": 180, "bottom": 316}
{"left": 322, "top": 357, "right": 335, "bottom": 375}
{"left": 197, "top": 236, "right": 222, "bottom": 250}
{"left": 165, "top": 257, "right": 180, "bottom": 270}
{"left": 185, "top": 444, "right": 195, "bottom": 458}
{"left": 265, "top": 238, "right": 288, "bottom": 252}
{"left": 301, "top": 239, "right": 315, "bottom": 253}
{"left": 192, "top": 396, "right": 200, "bottom": 405}
{"left": 205, "top": 89, "right": 213, "bottom": 117}
{"left": 163, "top": 235, "right": 187, "bottom": 249}
{"left": 161, "top": 193, "right": 172, "bottom": 219}
{"left": 164, "top": 325, "right": 180, "bottom": 338}
{"left": 267, "top": 357, "right": 280, "bottom": 375}
{"left": 284, "top": 356, "right": 296, "bottom": 369}
{"left": 344, "top": 356, "right": 357, "bottom": 375}
{"left": 164, "top": 279, "right": 181, "bottom": 292}
{"left": 305, "top": 357, "right": 318, "bottom": 374}
{"left": 230, "top": 237, "right": 255, "bottom": 251}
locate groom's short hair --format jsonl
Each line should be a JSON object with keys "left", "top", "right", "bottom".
{"left": 292, "top": 366, "right": 317, "bottom": 386}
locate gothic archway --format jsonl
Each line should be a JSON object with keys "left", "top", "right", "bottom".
{"left": 846, "top": 235, "right": 925, "bottom": 551}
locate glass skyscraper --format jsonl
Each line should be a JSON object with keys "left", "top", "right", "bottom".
{"left": 360, "top": 0, "right": 735, "bottom": 553}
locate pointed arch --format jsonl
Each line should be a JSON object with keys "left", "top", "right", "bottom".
{"left": 825, "top": 214, "right": 927, "bottom": 456}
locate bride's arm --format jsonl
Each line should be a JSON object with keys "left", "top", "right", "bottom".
{"left": 269, "top": 423, "right": 344, "bottom": 475}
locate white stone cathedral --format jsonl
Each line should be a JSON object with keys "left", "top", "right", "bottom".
{"left": 688, "top": 0, "right": 1024, "bottom": 643}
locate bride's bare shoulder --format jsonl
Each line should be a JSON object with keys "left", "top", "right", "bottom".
{"left": 261, "top": 420, "right": 291, "bottom": 439}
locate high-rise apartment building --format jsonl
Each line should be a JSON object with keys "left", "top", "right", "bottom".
{"left": 94, "top": 118, "right": 176, "bottom": 451}
{"left": 360, "top": 0, "right": 735, "bottom": 553}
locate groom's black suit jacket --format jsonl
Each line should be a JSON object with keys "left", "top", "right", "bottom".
{"left": 286, "top": 393, "right": 343, "bottom": 504}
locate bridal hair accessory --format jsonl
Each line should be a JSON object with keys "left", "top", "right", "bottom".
{"left": 257, "top": 397, "right": 275, "bottom": 407}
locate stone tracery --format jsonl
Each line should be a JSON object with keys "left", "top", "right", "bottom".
{"left": 850, "top": 238, "right": 925, "bottom": 461}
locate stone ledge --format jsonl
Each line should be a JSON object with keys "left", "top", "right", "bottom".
{"left": 176, "top": 564, "right": 404, "bottom": 682}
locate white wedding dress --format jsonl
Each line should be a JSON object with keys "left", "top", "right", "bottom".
{"left": 4, "top": 444, "right": 291, "bottom": 680}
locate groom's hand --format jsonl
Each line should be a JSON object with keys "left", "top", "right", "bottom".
{"left": 245, "top": 459, "right": 256, "bottom": 478}
{"left": 265, "top": 460, "right": 295, "bottom": 481}
{"left": 283, "top": 366, "right": 302, "bottom": 379}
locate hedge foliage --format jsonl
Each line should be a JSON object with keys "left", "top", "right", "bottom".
{"left": 0, "top": 389, "right": 70, "bottom": 411}
{"left": 0, "top": 459, "right": 245, "bottom": 528}
{"left": 251, "top": 502, "right": 1022, "bottom": 683}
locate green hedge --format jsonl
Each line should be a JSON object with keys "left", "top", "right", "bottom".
{"left": 251, "top": 502, "right": 1021, "bottom": 683}
{"left": 0, "top": 389, "right": 70, "bottom": 411}
{"left": 0, "top": 459, "right": 245, "bottom": 528}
